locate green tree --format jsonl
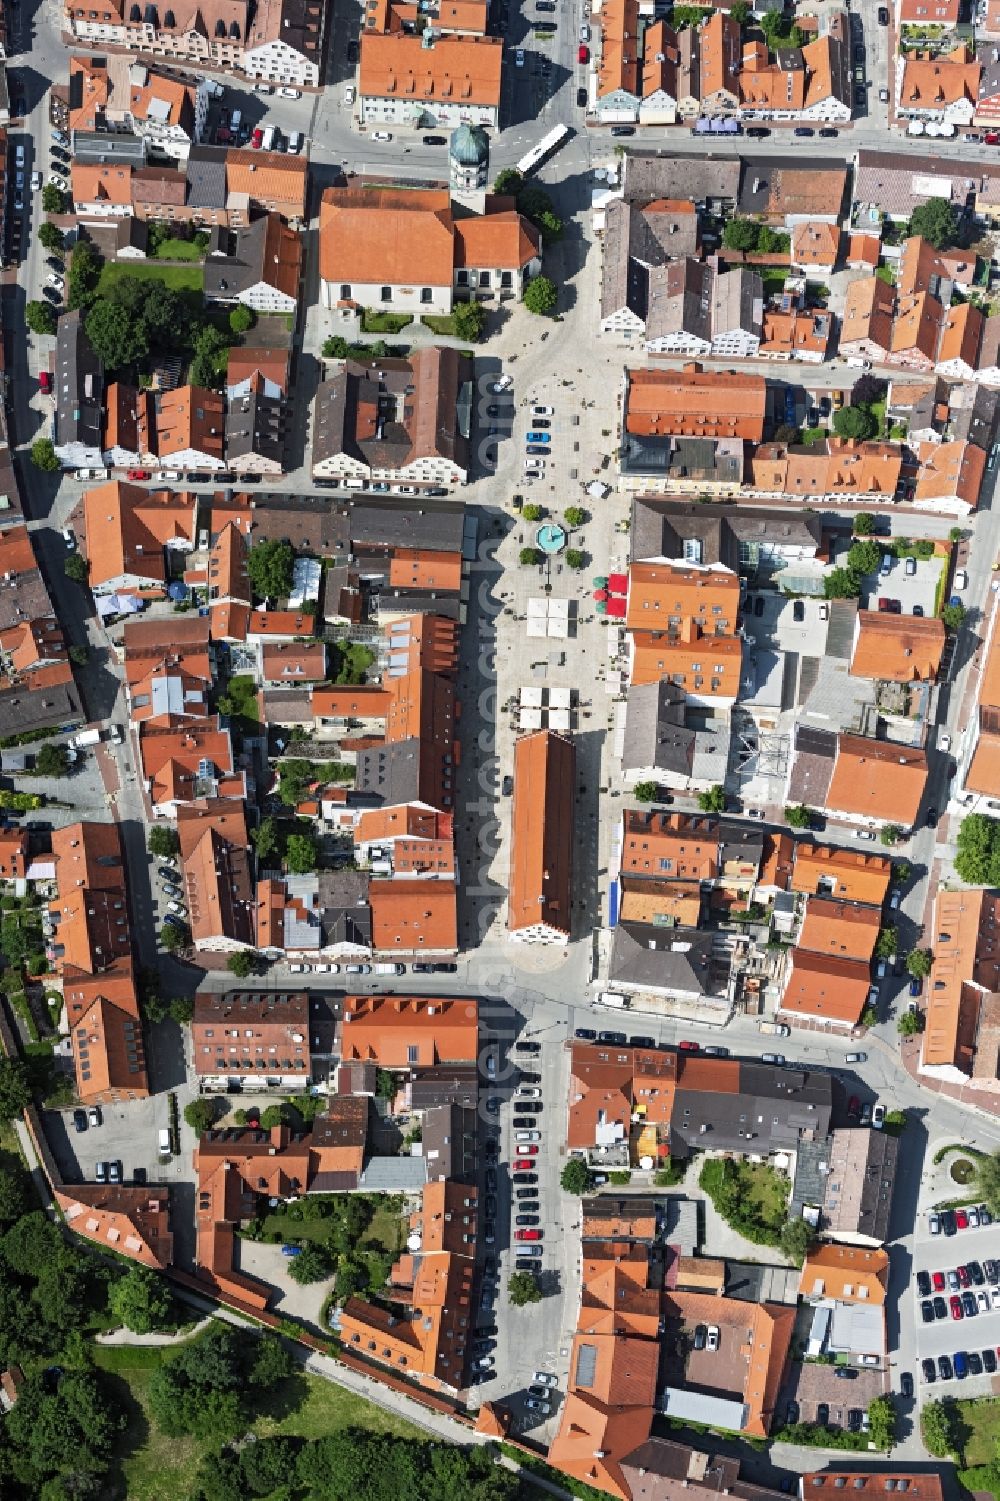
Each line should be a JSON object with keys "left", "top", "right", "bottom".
{"left": 67, "top": 240, "right": 102, "bottom": 310}
{"left": 633, "top": 781, "right": 658, "bottom": 804}
{"left": 772, "top": 424, "right": 799, "bottom": 444}
{"left": 823, "top": 565, "right": 862, "bottom": 600}
{"left": 492, "top": 168, "right": 523, "bottom": 195}
{"left": 875, "top": 926, "right": 897, "bottom": 960}
{"left": 784, "top": 805, "right": 812, "bottom": 829}
{"left": 160, "top": 921, "right": 187, "bottom": 952}
{"left": 39, "top": 221, "right": 65, "bottom": 253}
{"left": 519, "top": 546, "right": 541, "bottom": 566}
{"left": 240, "top": 1436, "right": 298, "bottom": 1497}
{"left": 69, "top": 643, "right": 89, "bottom": 665}
{"left": 64, "top": 554, "right": 90, "bottom": 587}
{"left": 85, "top": 299, "right": 149, "bottom": 372}
{"left": 450, "top": 300, "right": 486, "bottom": 341}
{"left": 249, "top": 1332, "right": 294, "bottom": 1386}
{"left": 247, "top": 538, "right": 295, "bottom": 601}
{"left": 722, "top": 218, "right": 759, "bottom": 252}
{"left": 907, "top": 948, "right": 932, "bottom": 977}
{"left": 949, "top": 525, "right": 964, "bottom": 542}
{"left": 697, "top": 785, "right": 726, "bottom": 813}
{"left": 909, "top": 196, "right": 959, "bottom": 250}
{"left": 27, "top": 300, "right": 58, "bottom": 335}
{"left": 565, "top": 549, "right": 584, "bottom": 569}
{"left": 897, "top": 1009, "right": 924, "bottom": 1036}
{"left": 955, "top": 813, "right": 1000, "bottom": 886}
{"left": 32, "top": 438, "right": 61, "bottom": 472}
{"left": 521, "top": 503, "right": 543, "bottom": 521}
{"left": 523, "top": 275, "right": 558, "bottom": 316}
{"left": 226, "top": 950, "right": 257, "bottom": 978}
{"left": 880, "top": 823, "right": 903, "bottom": 846}
{"left": 883, "top": 1109, "right": 908, "bottom": 1134}
{"left": 942, "top": 602, "right": 966, "bottom": 631}
{"left": 109, "top": 1264, "right": 174, "bottom": 1334}
{"left": 921, "top": 1397, "right": 959, "bottom": 1458}
{"left": 853, "top": 512, "right": 876, "bottom": 535}
{"left": 287, "top": 1242, "right": 334, "bottom": 1284}
{"left": 229, "top": 305, "right": 254, "bottom": 334}
{"left": 846, "top": 539, "right": 881, "bottom": 576}
{"left": 42, "top": 184, "right": 66, "bottom": 214}
{"left": 833, "top": 404, "right": 878, "bottom": 441}
{"left": 730, "top": 0, "right": 750, "bottom": 21}
{"left": 376, "top": 1068, "right": 398, "bottom": 1100}
{"left": 251, "top": 815, "right": 281, "bottom": 863}
{"left": 865, "top": 1395, "right": 896, "bottom": 1450}
{"left": 148, "top": 825, "right": 180, "bottom": 858}
{"left": 560, "top": 1158, "right": 595, "bottom": 1195}
{"left": 184, "top": 1098, "right": 219, "bottom": 1134}
{"left": 564, "top": 506, "right": 586, "bottom": 528}
{"left": 4, "top": 1369, "right": 126, "bottom": 1492}
{"left": 35, "top": 743, "right": 69, "bottom": 777}
{"left": 508, "top": 1270, "right": 542, "bottom": 1306}
{"left": 0, "top": 1165, "right": 29, "bottom": 1226}
{"left": 975, "top": 1149, "right": 1000, "bottom": 1217}
{"left": 285, "top": 832, "right": 317, "bottom": 874}
{"left": 0, "top": 1057, "right": 32, "bottom": 1120}
{"left": 779, "top": 1216, "right": 816, "bottom": 1267}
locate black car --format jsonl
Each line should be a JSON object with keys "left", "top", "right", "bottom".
{"left": 942, "top": 1209, "right": 957, "bottom": 1236}
{"left": 984, "top": 1348, "right": 998, "bottom": 1374}
{"left": 475, "top": 1323, "right": 497, "bottom": 1338}
{"left": 746, "top": 126, "right": 770, "bottom": 138}
{"left": 598, "top": 1030, "right": 627, "bottom": 1045}
{"left": 485, "top": 1167, "right": 497, "bottom": 1192}
{"left": 629, "top": 1036, "right": 656, "bottom": 1048}
{"left": 516, "top": 1188, "right": 539, "bottom": 1202}
{"left": 981, "top": 1206, "right": 993, "bottom": 1226}
{"left": 502, "top": 775, "right": 514, "bottom": 796}
{"left": 347, "top": 38, "right": 359, "bottom": 60}
{"left": 754, "top": 595, "right": 765, "bottom": 617}
{"left": 939, "top": 1355, "right": 953, "bottom": 1381}
{"left": 963, "top": 1290, "right": 978, "bottom": 1318}
{"left": 985, "top": 1259, "right": 999, "bottom": 1284}
{"left": 917, "top": 1270, "right": 932, "bottom": 1298}
{"left": 72, "top": 1108, "right": 88, "bottom": 1133}
{"left": 920, "top": 1299, "right": 934, "bottom": 1325}
{"left": 900, "top": 1372, "right": 914, "bottom": 1399}
{"left": 610, "top": 125, "right": 635, "bottom": 137}
{"left": 432, "top": 962, "right": 457, "bottom": 973}
{"left": 816, "top": 1402, "right": 829, "bottom": 1426}
{"left": 922, "top": 1358, "right": 937, "bottom": 1383}
{"left": 819, "top": 127, "right": 839, "bottom": 137}
{"left": 926, "top": 807, "right": 939, "bottom": 827}
{"left": 693, "top": 1325, "right": 707, "bottom": 1351}
{"left": 514, "top": 1171, "right": 538, "bottom": 1184}
{"left": 515, "top": 1214, "right": 539, "bottom": 1227}
{"left": 794, "top": 126, "right": 814, "bottom": 136}
{"left": 785, "top": 1401, "right": 799, "bottom": 1425}
{"left": 576, "top": 1028, "right": 597, "bottom": 1040}
{"left": 878, "top": 4, "right": 889, "bottom": 20}
{"left": 518, "top": 1071, "right": 542, "bottom": 1084}
{"left": 516, "top": 1041, "right": 541, "bottom": 1055}
{"left": 412, "top": 962, "right": 433, "bottom": 973}
{"left": 793, "top": 600, "right": 805, "bottom": 622}
{"left": 46, "top": 256, "right": 65, "bottom": 273}
{"left": 969, "top": 1260, "right": 985, "bottom": 1286}
{"left": 515, "top": 1257, "right": 538, "bottom": 1270}
{"left": 422, "top": 135, "right": 447, "bottom": 144}
{"left": 483, "top": 1256, "right": 497, "bottom": 1278}
{"left": 968, "top": 1351, "right": 984, "bottom": 1376}
{"left": 513, "top": 1118, "right": 536, "bottom": 1130}
{"left": 835, "top": 1367, "right": 858, "bottom": 1380}
{"left": 847, "top": 1410, "right": 863, "bottom": 1433}
{"left": 577, "top": 87, "right": 587, "bottom": 107}
{"left": 855, "top": 86, "right": 866, "bottom": 107}
{"left": 854, "top": 43, "right": 864, "bottom": 63}
{"left": 933, "top": 1296, "right": 948, "bottom": 1320}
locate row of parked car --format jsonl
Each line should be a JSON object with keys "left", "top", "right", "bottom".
{"left": 922, "top": 1348, "right": 999, "bottom": 1383}
{"left": 928, "top": 1204, "right": 993, "bottom": 1236}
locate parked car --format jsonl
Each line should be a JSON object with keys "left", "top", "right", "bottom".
{"left": 72, "top": 1108, "right": 87, "bottom": 1133}
{"left": 917, "top": 1270, "right": 932, "bottom": 1298}
{"left": 939, "top": 1355, "right": 953, "bottom": 1381}
{"left": 88, "top": 1106, "right": 101, "bottom": 1128}
{"left": 693, "top": 1325, "right": 707, "bottom": 1351}
{"left": 955, "top": 1351, "right": 969, "bottom": 1380}
{"left": 921, "top": 1300, "right": 934, "bottom": 1325}
{"left": 922, "top": 1358, "right": 937, "bottom": 1383}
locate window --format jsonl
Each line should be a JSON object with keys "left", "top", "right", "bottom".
{"left": 420, "top": 287, "right": 433, "bottom": 303}
{"left": 380, "top": 285, "right": 391, "bottom": 302}
{"left": 501, "top": 270, "right": 513, "bottom": 289}
{"left": 682, "top": 537, "right": 703, "bottom": 563}
{"left": 340, "top": 283, "right": 351, "bottom": 299}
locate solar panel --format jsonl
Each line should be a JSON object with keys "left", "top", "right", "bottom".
{"left": 575, "top": 1343, "right": 598, "bottom": 1389}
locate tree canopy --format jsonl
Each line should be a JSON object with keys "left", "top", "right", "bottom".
{"left": 147, "top": 825, "right": 179, "bottom": 858}
{"left": 955, "top": 813, "right": 1000, "bottom": 886}
{"left": 833, "top": 404, "right": 878, "bottom": 441}
{"left": 108, "top": 1264, "right": 174, "bottom": 1334}
{"left": 697, "top": 785, "right": 726, "bottom": 813}
{"left": 909, "top": 196, "right": 959, "bottom": 250}
{"left": 976, "top": 1149, "right": 1000, "bottom": 1218}
{"left": 247, "top": 538, "right": 295, "bottom": 601}
{"left": 32, "top": 438, "right": 61, "bottom": 473}
{"left": 85, "top": 298, "right": 150, "bottom": 372}
{"left": 508, "top": 1270, "right": 542, "bottom": 1306}
{"left": 523, "top": 276, "right": 558, "bottom": 316}
{"left": 26, "top": 301, "right": 57, "bottom": 336}
{"left": 0, "top": 1058, "right": 32, "bottom": 1121}
{"left": 560, "top": 1158, "right": 594, "bottom": 1195}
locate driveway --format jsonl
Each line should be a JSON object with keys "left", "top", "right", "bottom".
{"left": 238, "top": 1240, "right": 335, "bottom": 1333}
{"left": 778, "top": 1359, "right": 886, "bottom": 1423}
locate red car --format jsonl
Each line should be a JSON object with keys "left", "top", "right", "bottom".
{"left": 951, "top": 1295, "right": 964, "bottom": 1320}
{"left": 513, "top": 1158, "right": 534, "bottom": 1171}
{"left": 251, "top": 127, "right": 264, "bottom": 148}
{"left": 515, "top": 1228, "right": 542, "bottom": 1241}
{"left": 847, "top": 1095, "right": 860, "bottom": 1119}
{"left": 127, "top": 468, "right": 150, "bottom": 480}
{"left": 578, "top": 43, "right": 589, "bottom": 61}
{"left": 956, "top": 1209, "right": 969, "bottom": 1230}
{"left": 932, "top": 1271, "right": 946, "bottom": 1291}
{"left": 678, "top": 1040, "right": 700, "bottom": 1052}
{"left": 986, "top": 131, "right": 1000, "bottom": 144}
{"left": 958, "top": 1265, "right": 971, "bottom": 1287}
{"left": 39, "top": 370, "right": 52, "bottom": 394}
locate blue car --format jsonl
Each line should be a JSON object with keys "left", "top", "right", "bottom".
{"left": 954, "top": 1350, "right": 969, "bottom": 1380}
{"left": 526, "top": 432, "right": 551, "bottom": 444}
{"left": 281, "top": 1244, "right": 303, "bottom": 1257}
{"left": 526, "top": 444, "right": 549, "bottom": 456}
{"left": 910, "top": 977, "right": 922, "bottom": 997}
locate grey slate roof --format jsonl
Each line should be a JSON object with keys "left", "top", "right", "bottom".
{"left": 73, "top": 130, "right": 147, "bottom": 166}
{"left": 185, "top": 145, "right": 228, "bottom": 209}
{"left": 54, "top": 310, "right": 104, "bottom": 462}
{"left": 671, "top": 1062, "right": 833, "bottom": 1157}
{"left": 422, "top": 1103, "right": 478, "bottom": 1182}
{"left": 621, "top": 679, "right": 695, "bottom": 776}
{"left": 601, "top": 199, "right": 702, "bottom": 324}
{"left": 312, "top": 349, "right": 470, "bottom": 477}
{"left": 623, "top": 151, "right": 740, "bottom": 208}
{"left": 349, "top": 499, "right": 467, "bottom": 556}
{"left": 630, "top": 497, "right": 821, "bottom": 567}
{"left": 620, "top": 433, "right": 745, "bottom": 486}
{"left": 0, "top": 679, "right": 83, "bottom": 738}
{"left": 226, "top": 384, "right": 284, "bottom": 468}
{"left": 609, "top": 922, "right": 716, "bottom": 996}
{"left": 356, "top": 737, "right": 424, "bottom": 806}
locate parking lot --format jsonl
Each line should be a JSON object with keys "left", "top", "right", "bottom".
{"left": 779, "top": 1359, "right": 886, "bottom": 1426}
{"left": 913, "top": 1214, "right": 1000, "bottom": 1396}
{"left": 864, "top": 553, "right": 941, "bottom": 619}
{"left": 743, "top": 592, "right": 832, "bottom": 657}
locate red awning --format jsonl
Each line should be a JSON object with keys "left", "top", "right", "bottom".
{"left": 606, "top": 598, "right": 627, "bottom": 618}
{"left": 608, "top": 573, "right": 629, "bottom": 595}
{"left": 593, "top": 589, "right": 608, "bottom": 601}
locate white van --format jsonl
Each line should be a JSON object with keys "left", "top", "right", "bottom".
{"left": 287, "top": 131, "right": 302, "bottom": 153}
{"left": 158, "top": 1128, "right": 172, "bottom": 1154}
{"left": 373, "top": 962, "right": 405, "bottom": 975}
{"left": 955, "top": 568, "right": 968, "bottom": 591}
{"left": 260, "top": 124, "right": 277, "bottom": 151}
{"left": 230, "top": 108, "right": 242, "bottom": 130}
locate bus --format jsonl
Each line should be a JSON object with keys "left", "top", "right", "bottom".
{"left": 515, "top": 124, "right": 570, "bottom": 176}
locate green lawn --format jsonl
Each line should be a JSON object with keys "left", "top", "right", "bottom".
{"left": 957, "top": 1395, "right": 1000, "bottom": 1467}
{"left": 150, "top": 238, "right": 205, "bottom": 262}
{"left": 738, "top": 1161, "right": 790, "bottom": 1228}
{"left": 97, "top": 262, "right": 205, "bottom": 295}
{"left": 421, "top": 313, "right": 460, "bottom": 335}
{"left": 93, "top": 1343, "right": 423, "bottom": 1500}
{"left": 800, "top": 426, "right": 828, "bottom": 445}
{"left": 261, "top": 1200, "right": 406, "bottom": 1255}
{"left": 360, "top": 309, "right": 413, "bottom": 334}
